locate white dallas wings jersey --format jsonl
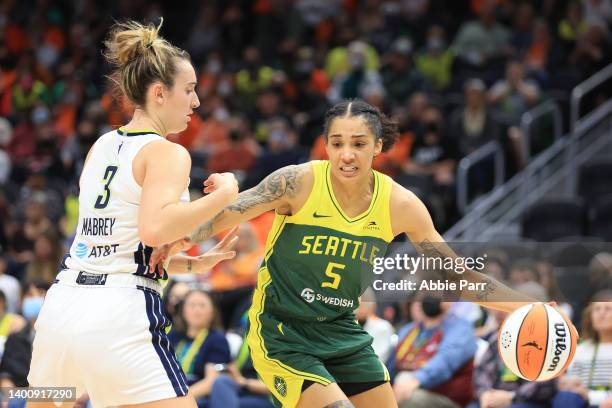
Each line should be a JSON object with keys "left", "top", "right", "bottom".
{"left": 64, "top": 128, "right": 189, "bottom": 279}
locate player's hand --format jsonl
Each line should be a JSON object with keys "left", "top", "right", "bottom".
{"left": 393, "top": 376, "right": 420, "bottom": 402}
{"left": 149, "top": 238, "right": 193, "bottom": 271}
{"left": 185, "top": 227, "right": 238, "bottom": 273}
{"left": 73, "top": 392, "right": 90, "bottom": 408}
{"left": 205, "top": 363, "right": 220, "bottom": 380}
{"left": 557, "top": 375, "right": 582, "bottom": 390}
{"left": 203, "top": 172, "right": 238, "bottom": 199}
{"left": 557, "top": 376, "right": 589, "bottom": 399}
{"left": 480, "top": 389, "right": 513, "bottom": 408}
{"left": 600, "top": 396, "right": 612, "bottom": 408}
{"left": 226, "top": 363, "right": 246, "bottom": 384}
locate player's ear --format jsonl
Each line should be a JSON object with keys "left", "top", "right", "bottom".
{"left": 374, "top": 137, "right": 383, "bottom": 156}
{"left": 148, "top": 82, "right": 165, "bottom": 105}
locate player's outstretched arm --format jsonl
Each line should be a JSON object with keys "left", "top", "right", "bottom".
{"left": 392, "top": 184, "right": 536, "bottom": 313}
{"left": 138, "top": 140, "right": 238, "bottom": 247}
{"left": 187, "top": 163, "right": 312, "bottom": 244}
{"left": 149, "top": 163, "right": 311, "bottom": 270}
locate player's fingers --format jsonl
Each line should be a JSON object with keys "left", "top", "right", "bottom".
{"left": 221, "top": 236, "right": 239, "bottom": 250}
{"left": 149, "top": 248, "right": 164, "bottom": 268}
{"left": 203, "top": 175, "right": 216, "bottom": 186}
{"left": 218, "top": 251, "right": 236, "bottom": 261}
{"left": 218, "top": 227, "right": 239, "bottom": 247}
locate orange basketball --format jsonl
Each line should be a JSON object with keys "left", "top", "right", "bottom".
{"left": 498, "top": 303, "right": 578, "bottom": 381}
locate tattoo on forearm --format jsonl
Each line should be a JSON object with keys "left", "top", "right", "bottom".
{"left": 189, "top": 165, "right": 304, "bottom": 243}
{"left": 415, "top": 240, "right": 499, "bottom": 301}
{"left": 225, "top": 165, "right": 304, "bottom": 214}
{"left": 415, "top": 239, "right": 461, "bottom": 284}
{"left": 475, "top": 277, "right": 497, "bottom": 301}
{"left": 188, "top": 213, "right": 217, "bottom": 243}
{"left": 324, "top": 401, "right": 355, "bottom": 408}
{"left": 187, "top": 259, "right": 192, "bottom": 273}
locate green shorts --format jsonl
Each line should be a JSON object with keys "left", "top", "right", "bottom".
{"left": 247, "top": 309, "right": 390, "bottom": 407}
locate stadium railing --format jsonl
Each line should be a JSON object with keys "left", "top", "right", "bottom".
{"left": 445, "top": 63, "right": 612, "bottom": 241}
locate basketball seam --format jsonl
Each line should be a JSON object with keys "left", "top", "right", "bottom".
{"left": 559, "top": 315, "right": 576, "bottom": 374}
{"left": 515, "top": 304, "right": 532, "bottom": 379}
{"left": 535, "top": 304, "right": 550, "bottom": 380}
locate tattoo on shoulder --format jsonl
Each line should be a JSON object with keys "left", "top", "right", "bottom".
{"left": 324, "top": 401, "right": 355, "bottom": 408}
{"left": 226, "top": 165, "right": 305, "bottom": 214}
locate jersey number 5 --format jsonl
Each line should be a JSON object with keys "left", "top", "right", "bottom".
{"left": 95, "top": 165, "right": 118, "bottom": 209}
{"left": 321, "top": 262, "right": 345, "bottom": 290}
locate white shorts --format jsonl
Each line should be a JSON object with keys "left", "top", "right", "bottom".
{"left": 28, "top": 269, "right": 189, "bottom": 407}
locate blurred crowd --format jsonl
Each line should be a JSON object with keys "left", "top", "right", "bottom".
{"left": 1, "top": 0, "right": 612, "bottom": 406}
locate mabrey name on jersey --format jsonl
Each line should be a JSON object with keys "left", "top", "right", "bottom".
{"left": 81, "top": 217, "right": 116, "bottom": 236}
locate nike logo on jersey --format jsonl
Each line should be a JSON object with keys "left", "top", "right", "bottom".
{"left": 313, "top": 212, "right": 331, "bottom": 218}
{"left": 117, "top": 142, "right": 124, "bottom": 154}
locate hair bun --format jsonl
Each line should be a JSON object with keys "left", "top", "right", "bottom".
{"left": 104, "top": 18, "right": 163, "bottom": 67}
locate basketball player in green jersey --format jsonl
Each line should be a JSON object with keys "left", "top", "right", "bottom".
{"left": 154, "top": 100, "right": 536, "bottom": 407}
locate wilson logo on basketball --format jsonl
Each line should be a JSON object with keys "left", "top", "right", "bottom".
{"left": 547, "top": 323, "right": 567, "bottom": 372}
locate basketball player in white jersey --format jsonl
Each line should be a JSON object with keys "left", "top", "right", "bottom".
{"left": 27, "top": 20, "right": 237, "bottom": 408}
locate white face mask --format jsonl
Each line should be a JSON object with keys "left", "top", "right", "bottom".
{"left": 427, "top": 37, "right": 445, "bottom": 51}
{"left": 213, "top": 108, "right": 229, "bottom": 122}
{"left": 207, "top": 60, "right": 222, "bottom": 75}
{"left": 217, "top": 80, "right": 232, "bottom": 97}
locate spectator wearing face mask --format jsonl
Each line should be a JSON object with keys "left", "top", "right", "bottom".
{"left": 245, "top": 118, "right": 307, "bottom": 188}
{"left": 388, "top": 297, "right": 477, "bottom": 408}
{"left": 381, "top": 37, "right": 429, "bottom": 105}
{"left": 0, "top": 280, "right": 49, "bottom": 388}
{"left": 328, "top": 40, "right": 386, "bottom": 103}
{"left": 415, "top": 26, "right": 455, "bottom": 92}
{"left": 0, "top": 289, "right": 26, "bottom": 361}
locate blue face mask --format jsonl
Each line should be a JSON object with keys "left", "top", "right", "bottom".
{"left": 22, "top": 297, "right": 44, "bottom": 321}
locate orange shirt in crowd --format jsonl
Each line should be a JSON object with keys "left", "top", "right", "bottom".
{"left": 54, "top": 105, "right": 77, "bottom": 142}
{"left": 525, "top": 41, "right": 550, "bottom": 71}
{"left": 206, "top": 143, "right": 256, "bottom": 173}
{"left": 249, "top": 211, "right": 276, "bottom": 247}
{"left": 168, "top": 113, "right": 203, "bottom": 149}
{"left": 5, "top": 24, "right": 30, "bottom": 54}
{"left": 100, "top": 92, "right": 133, "bottom": 128}
{"left": 44, "top": 26, "right": 66, "bottom": 51}
{"left": 189, "top": 118, "right": 229, "bottom": 154}
{"left": 209, "top": 245, "right": 264, "bottom": 291}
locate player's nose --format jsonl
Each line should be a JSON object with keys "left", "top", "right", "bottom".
{"left": 340, "top": 149, "right": 355, "bottom": 162}
{"left": 192, "top": 94, "right": 200, "bottom": 109}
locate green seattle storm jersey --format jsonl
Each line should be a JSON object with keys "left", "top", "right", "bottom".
{"left": 251, "top": 160, "right": 395, "bottom": 323}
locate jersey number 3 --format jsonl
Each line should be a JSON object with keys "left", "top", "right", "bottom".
{"left": 95, "top": 165, "right": 118, "bottom": 209}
